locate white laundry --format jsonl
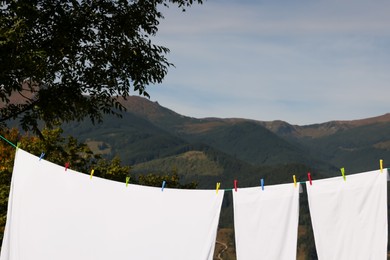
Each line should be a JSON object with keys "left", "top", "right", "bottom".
{"left": 306, "top": 169, "right": 388, "bottom": 260}
{"left": 0, "top": 149, "right": 224, "bottom": 260}
{"left": 233, "top": 183, "right": 300, "bottom": 260}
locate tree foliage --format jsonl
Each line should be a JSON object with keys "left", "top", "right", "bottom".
{"left": 0, "top": 0, "right": 202, "bottom": 132}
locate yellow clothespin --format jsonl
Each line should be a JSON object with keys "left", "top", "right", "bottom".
{"left": 216, "top": 182, "right": 221, "bottom": 194}
{"left": 340, "top": 167, "right": 346, "bottom": 181}
{"left": 293, "top": 175, "right": 297, "bottom": 188}
{"left": 90, "top": 169, "right": 94, "bottom": 179}
{"left": 126, "top": 176, "right": 130, "bottom": 187}
{"left": 380, "top": 159, "right": 383, "bottom": 173}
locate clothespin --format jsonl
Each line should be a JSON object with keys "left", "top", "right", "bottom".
{"left": 380, "top": 159, "right": 383, "bottom": 173}
{"left": 308, "top": 172, "right": 312, "bottom": 185}
{"left": 340, "top": 167, "right": 346, "bottom": 181}
{"left": 65, "top": 162, "right": 70, "bottom": 171}
{"left": 90, "top": 169, "right": 94, "bottom": 179}
{"left": 161, "top": 180, "right": 166, "bottom": 192}
{"left": 126, "top": 176, "right": 130, "bottom": 187}
{"left": 16, "top": 142, "right": 20, "bottom": 149}
{"left": 261, "top": 179, "right": 264, "bottom": 191}
{"left": 293, "top": 175, "right": 297, "bottom": 187}
{"left": 234, "top": 180, "right": 238, "bottom": 192}
{"left": 39, "top": 152, "right": 45, "bottom": 161}
{"left": 216, "top": 182, "right": 221, "bottom": 194}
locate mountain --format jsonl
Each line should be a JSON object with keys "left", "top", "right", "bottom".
{"left": 60, "top": 96, "right": 390, "bottom": 189}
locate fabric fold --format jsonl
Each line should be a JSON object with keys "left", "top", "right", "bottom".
{"left": 233, "top": 183, "right": 300, "bottom": 260}
{"left": 0, "top": 149, "right": 224, "bottom": 260}
{"left": 306, "top": 170, "right": 388, "bottom": 260}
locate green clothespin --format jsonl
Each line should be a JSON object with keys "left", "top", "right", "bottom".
{"left": 340, "top": 167, "right": 346, "bottom": 181}
{"left": 126, "top": 176, "right": 130, "bottom": 187}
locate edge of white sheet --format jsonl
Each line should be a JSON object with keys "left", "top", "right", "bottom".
{"left": 233, "top": 183, "right": 300, "bottom": 260}
{"left": 0, "top": 149, "right": 224, "bottom": 260}
{"left": 306, "top": 169, "right": 388, "bottom": 260}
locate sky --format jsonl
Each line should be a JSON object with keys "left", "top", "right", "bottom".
{"left": 147, "top": 0, "right": 390, "bottom": 125}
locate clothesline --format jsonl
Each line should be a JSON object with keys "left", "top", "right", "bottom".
{"left": 0, "top": 133, "right": 388, "bottom": 192}
{"left": 0, "top": 134, "right": 18, "bottom": 149}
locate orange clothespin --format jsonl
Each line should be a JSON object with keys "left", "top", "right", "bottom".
{"left": 216, "top": 182, "right": 221, "bottom": 194}
{"left": 293, "top": 175, "right": 297, "bottom": 188}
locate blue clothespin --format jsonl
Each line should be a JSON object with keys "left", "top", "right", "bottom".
{"left": 161, "top": 180, "right": 166, "bottom": 192}
{"left": 261, "top": 178, "right": 264, "bottom": 191}
{"left": 39, "top": 152, "right": 45, "bottom": 161}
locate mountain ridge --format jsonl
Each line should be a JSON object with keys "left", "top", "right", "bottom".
{"left": 58, "top": 95, "right": 390, "bottom": 189}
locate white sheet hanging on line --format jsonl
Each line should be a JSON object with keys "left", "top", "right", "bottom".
{"left": 0, "top": 149, "right": 224, "bottom": 260}
{"left": 306, "top": 169, "right": 388, "bottom": 260}
{"left": 233, "top": 183, "right": 300, "bottom": 260}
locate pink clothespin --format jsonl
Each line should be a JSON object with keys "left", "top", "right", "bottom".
{"left": 234, "top": 180, "right": 238, "bottom": 192}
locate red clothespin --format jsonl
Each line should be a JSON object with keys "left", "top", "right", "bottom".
{"left": 65, "top": 162, "right": 70, "bottom": 171}
{"left": 308, "top": 172, "right": 312, "bottom": 185}
{"left": 234, "top": 180, "right": 238, "bottom": 192}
